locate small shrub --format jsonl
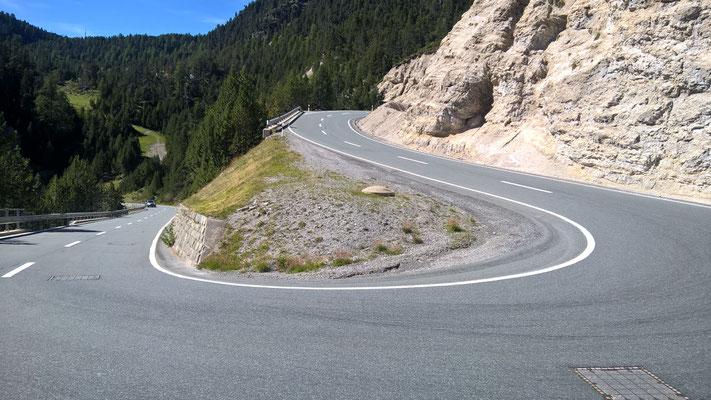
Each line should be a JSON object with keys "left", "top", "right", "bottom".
{"left": 256, "top": 221, "right": 265, "bottom": 228}
{"left": 276, "top": 254, "right": 325, "bottom": 273}
{"left": 332, "top": 250, "right": 356, "bottom": 266}
{"left": 298, "top": 221, "right": 306, "bottom": 229}
{"left": 161, "top": 223, "right": 176, "bottom": 247}
{"left": 446, "top": 218, "right": 464, "bottom": 233}
{"left": 374, "top": 240, "right": 403, "bottom": 256}
{"left": 412, "top": 236, "right": 423, "bottom": 244}
{"left": 315, "top": 236, "right": 324, "bottom": 243}
{"left": 374, "top": 240, "right": 389, "bottom": 253}
{"left": 401, "top": 220, "right": 414, "bottom": 234}
{"left": 448, "top": 233, "right": 476, "bottom": 250}
{"left": 469, "top": 217, "right": 477, "bottom": 226}
{"left": 253, "top": 262, "right": 271, "bottom": 273}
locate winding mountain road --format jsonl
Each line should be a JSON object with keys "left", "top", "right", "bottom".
{"left": 1, "top": 111, "right": 709, "bottom": 399}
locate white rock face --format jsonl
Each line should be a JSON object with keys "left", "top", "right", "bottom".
{"left": 361, "top": 0, "right": 711, "bottom": 200}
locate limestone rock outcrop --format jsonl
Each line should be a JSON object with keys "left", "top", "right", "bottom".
{"left": 361, "top": 0, "right": 711, "bottom": 200}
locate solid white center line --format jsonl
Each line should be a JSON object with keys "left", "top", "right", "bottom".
{"left": 115, "top": 226, "right": 122, "bottom": 229}
{"left": 500, "top": 181, "right": 552, "bottom": 194}
{"left": 397, "top": 156, "right": 429, "bottom": 165}
{"left": 65, "top": 241, "right": 81, "bottom": 248}
{"left": 321, "top": 130, "right": 328, "bottom": 135}
{"left": 2, "top": 262, "right": 36, "bottom": 278}
{"left": 96, "top": 231, "right": 106, "bottom": 236}
{"left": 344, "top": 141, "right": 361, "bottom": 148}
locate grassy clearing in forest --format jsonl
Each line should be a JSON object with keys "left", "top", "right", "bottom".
{"left": 132, "top": 125, "right": 166, "bottom": 157}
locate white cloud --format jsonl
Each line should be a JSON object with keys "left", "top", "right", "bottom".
{"left": 54, "top": 22, "right": 87, "bottom": 36}
{"left": 201, "top": 16, "right": 225, "bottom": 25}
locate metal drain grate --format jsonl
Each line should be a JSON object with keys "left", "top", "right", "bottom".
{"left": 48, "top": 275, "right": 101, "bottom": 281}
{"left": 573, "top": 366, "right": 689, "bottom": 400}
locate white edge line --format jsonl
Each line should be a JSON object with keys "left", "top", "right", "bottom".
{"left": 96, "top": 231, "right": 106, "bottom": 236}
{"left": 343, "top": 141, "right": 361, "bottom": 148}
{"left": 147, "top": 128, "right": 595, "bottom": 291}
{"left": 321, "top": 130, "right": 328, "bottom": 135}
{"left": 2, "top": 262, "right": 35, "bottom": 278}
{"left": 64, "top": 240, "right": 81, "bottom": 248}
{"left": 397, "top": 155, "right": 428, "bottom": 165}
{"left": 500, "top": 180, "right": 552, "bottom": 194}
{"left": 345, "top": 117, "right": 711, "bottom": 210}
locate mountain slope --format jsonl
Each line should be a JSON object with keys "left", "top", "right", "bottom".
{"left": 361, "top": 0, "right": 710, "bottom": 201}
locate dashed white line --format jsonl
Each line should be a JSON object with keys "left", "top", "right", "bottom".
{"left": 346, "top": 118, "right": 711, "bottom": 209}
{"left": 64, "top": 241, "right": 81, "bottom": 248}
{"left": 344, "top": 141, "right": 361, "bottom": 148}
{"left": 2, "top": 262, "right": 36, "bottom": 278}
{"left": 96, "top": 231, "right": 106, "bottom": 236}
{"left": 327, "top": 114, "right": 333, "bottom": 117}
{"left": 397, "top": 156, "right": 428, "bottom": 165}
{"left": 319, "top": 123, "right": 322, "bottom": 128}
{"left": 500, "top": 181, "right": 552, "bottom": 194}
{"left": 115, "top": 226, "right": 122, "bottom": 229}
{"left": 321, "top": 130, "right": 328, "bottom": 135}
{"left": 320, "top": 118, "right": 324, "bottom": 121}
{"left": 127, "top": 222, "right": 133, "bottom": 225}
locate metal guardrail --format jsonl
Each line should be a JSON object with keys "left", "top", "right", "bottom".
{"left": 1, "top": 208, "right": 25, "bottom": 231}
{"left": 266, "top": 106, "right": 302, "bottom": 127}
{"left": 0, "top": 206, "right": 145, "bottom": 228}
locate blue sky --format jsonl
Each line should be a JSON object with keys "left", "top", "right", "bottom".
{"left": 0, "top": 0, "right": 252, "bottom": 37}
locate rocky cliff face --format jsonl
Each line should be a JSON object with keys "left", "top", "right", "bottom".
{"left": 360, "top": 0, "right": 710, "bottom": 200}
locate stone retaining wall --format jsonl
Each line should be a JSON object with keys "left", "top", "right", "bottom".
{"left": 171, "top": 204, "right": 226, "bottom": 266}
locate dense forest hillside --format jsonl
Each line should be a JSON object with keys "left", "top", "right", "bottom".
{"left": 0, "top": 0, "right": 473, "bottom": 211}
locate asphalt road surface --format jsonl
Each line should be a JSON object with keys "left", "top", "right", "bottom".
{"left": 1, "top": 111, "right": 709, "bottom": 399}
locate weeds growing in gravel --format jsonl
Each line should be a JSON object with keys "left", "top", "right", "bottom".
{"left": 446, "top": 217, "right": 464, "bottom": 233}
{"left": 332, "top": 250, "right": 358, "bottom": 266}
{"left": 401, "top": 220, "right": 414, "bottom": 234}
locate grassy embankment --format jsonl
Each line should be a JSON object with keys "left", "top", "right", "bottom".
{"left": 183, "top": 136, "right": 305, "bottom": 219}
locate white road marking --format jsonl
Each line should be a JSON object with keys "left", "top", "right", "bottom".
{"left": 96, "top": 231, "right": 106, "bottom": 236}
{"left": 319, "top": 124, "right": 322, "bottom": 128}
{"left": 128, "top": 222, "right": 133, "bottom": 225}
{"left": 327, "top": 114, "right": 333, "bottom": 117}
{"left": 346, "top": 118, "right": 711, "bottom": 210}
{"left": 115, "top": 226, "right": 122, "bottom": 229}
{"left": 500, "top": 181, "right": 552, "bottom": 194}
{"left": 344, "top": 141, "right": 361, "bottom": 148}
{"left": 147, "top": 128, "right": 595, "bottom": 291}
{"left": 321, "top": 130, "right": 328, "bottom": 135}
{"left": 342, "top": 112, "right": 350, "bottom": 115}
{"left": 397, "top": 156, "right": 428, "bottom": 165}
{"left": 320, "top": 118, "right": 324, "bottom": 121}
{"left": 2, "top": 262, "right": 35, "bottom": 278}
{"left": 64, "top": 241, "right": 81, "bottom": 248}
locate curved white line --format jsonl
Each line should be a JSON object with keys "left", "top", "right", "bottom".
{"left": 148, "top": 124, "right": 596, "bottom": 291}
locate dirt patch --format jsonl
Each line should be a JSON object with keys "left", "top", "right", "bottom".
{"left": 146, "top": 142, "right": 166, "bottom": 160}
